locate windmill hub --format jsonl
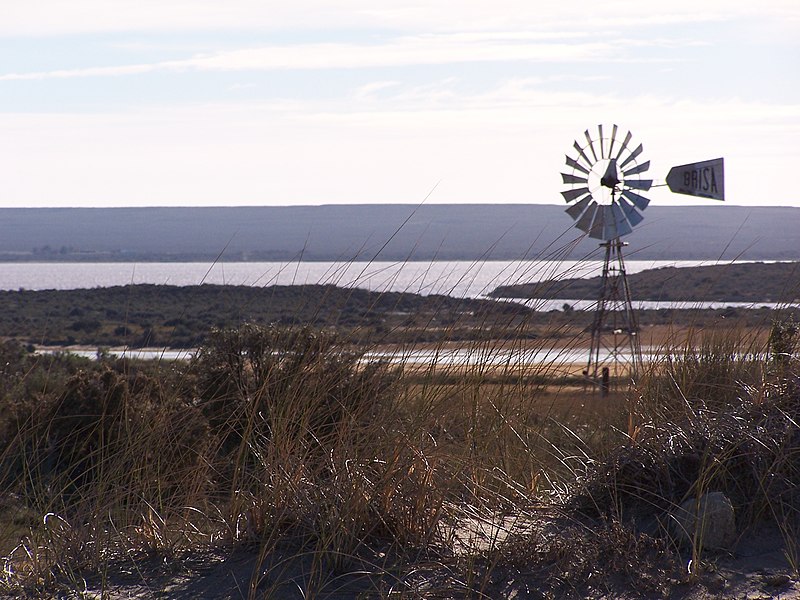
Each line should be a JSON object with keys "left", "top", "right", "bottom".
{"left": 599, "top": 159, "right": 621, "bottom": 190}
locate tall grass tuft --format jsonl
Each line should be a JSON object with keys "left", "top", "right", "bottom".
{"left": 1, "top": 286, "right": 799, "bottom": 597}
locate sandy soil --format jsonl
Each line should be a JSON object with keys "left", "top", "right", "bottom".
{"left": 17, "top": 514, "right": 797, "bottom": 599}
{"left": 375, "top": 324, "right": 770, "bottom": 352}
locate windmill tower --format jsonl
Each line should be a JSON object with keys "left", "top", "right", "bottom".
{"left": 561, "top": 125, "right": 725, "bottom": 394}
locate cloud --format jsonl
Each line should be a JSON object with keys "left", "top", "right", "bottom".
{"left": 0, "top": 33, "right": 668, "bottom": 81}
{"left": 1, "top": 88, "right": 797, "bottom": 207}
{"left": 353, "top": 81, "right": 402, "bottom": 101}
{"left": 0, "top": 63, "right": 160, "bottom": 81}
{"left": 1, "top": 1, "right": 797, "bottom": 209}
{"left": 2, "top": 1, "right": 798, "bottom": 36}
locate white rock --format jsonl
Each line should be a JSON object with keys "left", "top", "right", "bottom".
{"left": 671, "top": 492, "right": 736, "bottom": 550}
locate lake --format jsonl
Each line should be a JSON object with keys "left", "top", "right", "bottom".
{"left": 2, "top": 260, "right": 792, "bottom": 311}
{"left": 0, "top": 259, "right": 726, "bottom": 298}
{"left": 54, "top": 344, "right": 652, "bottom": 366}
{"left": 23, "top": 259, "right": 787, "bottom": 365}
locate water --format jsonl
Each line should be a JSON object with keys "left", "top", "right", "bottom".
{"left": 0, "top": 259, "right": 729, "bottom": 300}
{"left": 51, "top": 348, "right": 196, "bottom": 361}
{"left": 48, "top": 344, "right": 654, "bottom": 366}
{"left": 363, "top": 345, "right": 659, "bottom": 366}
{"left": 507, "top": 298, "right": 792, "bottom": 311}
{"left": 23, "top": 259, "right": 785, "bottom": 366}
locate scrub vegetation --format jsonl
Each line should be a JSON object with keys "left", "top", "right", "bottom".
{"left": 0, "top": 268, "right": 799, "bottom": 598}
{"left": 0, "top": 282, "right": 794, "bottom": 350}
{"left": 492, "top": 260, "right": 800, "bottom": 303}
{"left": 0, "top": 284, "right": 531, "bottom": 348}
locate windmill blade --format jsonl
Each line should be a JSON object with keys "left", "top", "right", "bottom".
{"left": 562, "top": 187, "right": 590, "bottom": 202}
{"left": 625, "top": 179, "right": 653, "bottom": 191}
{"left": 589, "top": 205, "right": 607, "bottom": 239}
{"left": 622, "top": 189, "right": 651, "bottom": 211}
{"left": 611, "top": 202, "right": 633, "bottom": 237}
{"left": 618, "top": 195, "right": 644, "bottom": 226}
{"left": 565, "top": 155, "right": 590, "bottom": 175}
{"left": 576, "top": 201, "right": 598, "bottom": 233}
{"left": 584, "top": 130, "right": 598, "bottom": 162}
{"left": 598, "top": 124, "right": 605, "bottom": 159}
{"left": 573, "top": 141, "right": 593, "bottom": 168}
{"left": 602, "top": 205, "right": 618, "bottom": 240}
{"left": 619, "top": 143, "right": 644, "bottom": 169}
{"left": 615, "top": 130, "right": 633, "bottom": 160}
{"left": 565, "top": 194, "right": 592, "bottom": 220}
{"left": 561, "top": 173, "right": 589, "bottom": 185}
{"left": 623, "top": 160, "right": 650, "bottom": 177}
{"left": 607, "top": 124, "right": 619, "bottom": 158}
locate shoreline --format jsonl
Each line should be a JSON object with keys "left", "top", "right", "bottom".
{"left": 30, "top": 323, "right": 772, "bottom": 371}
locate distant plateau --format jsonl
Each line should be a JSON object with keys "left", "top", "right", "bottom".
{"left": 1, "top": 204, "right": 798, "bottom": 262}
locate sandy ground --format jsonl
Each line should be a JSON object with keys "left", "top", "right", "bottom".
{"left": 376, "top": 324, "right": 770, "bottom": 352}
{"left": 15, "top": 512, "right": 797, "bottom": 599}
{"left": 366, "top": 324, "right": 772, "bottom": 383}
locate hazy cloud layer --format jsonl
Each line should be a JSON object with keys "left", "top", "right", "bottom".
{"left": 0, "top": 0, "right": 797, "bottom": 207}
{"left": 4, "top": 1, "right": 799, "bottom": 35}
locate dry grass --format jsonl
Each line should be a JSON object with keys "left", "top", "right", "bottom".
{"left": 0, "top": 305, "right": 797, "bottom": 598}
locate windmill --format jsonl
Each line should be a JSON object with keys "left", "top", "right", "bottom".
{"left": 560, "top": 124, "right": 724, "bottom": 393}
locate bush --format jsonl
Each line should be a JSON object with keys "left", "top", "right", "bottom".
{"left": 68, "top": 319, "right": 101, "bottom": 333}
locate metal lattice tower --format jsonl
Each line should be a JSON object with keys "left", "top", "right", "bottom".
{"left": 560, "top": 124, "right": 652, "bottom": 394}
{"left": 586, "top": 238, "right": 642, "bottom": 393}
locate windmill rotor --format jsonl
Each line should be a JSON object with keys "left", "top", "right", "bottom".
{"left": 561, "top": 124, "right": 652, "bottom": 241}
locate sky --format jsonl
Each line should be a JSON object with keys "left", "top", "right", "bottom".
{"left": 1, "top": 1, "right": 798, "bottom": 208}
